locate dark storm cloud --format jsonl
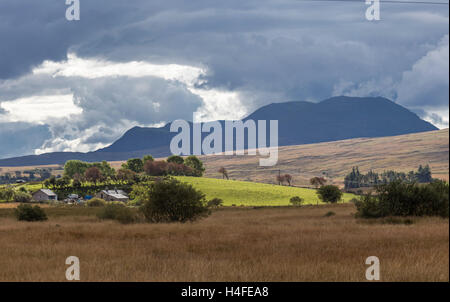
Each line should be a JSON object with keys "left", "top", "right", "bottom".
{"left": 0, "top": 0, "right": 448, "bottom": 157}
{"left": 0, "top": 122, "right": 51, "bottom": 158}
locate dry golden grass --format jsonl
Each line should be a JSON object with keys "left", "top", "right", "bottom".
{"left": 0, "top": 204, "right": 447, "bottom": 282}
{"left": 200, "top": 129, "right": 449, "bottom": 186}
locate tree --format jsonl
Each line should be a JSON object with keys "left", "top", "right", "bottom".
{"left": 166, "top": 162, "right": 184, "bottom": 175}
{"left": 289, "top": 196, "right": 303, "bottom": 206}
{"left": 0, "top": 187, "right": 15, "bottom": 202}
{"left": 207, "top": 198, "right": 224, "bottom": 208}
{"left": 317, "top": 185, "right": 343, "bottom": 203}
{"left": 44, "top": 175, "right": 57, "bottom": 189}
{"left": 56, "top": 176, "right": 71, "bottom": 189}
{"left": 276, "top": 174, "right": 285, "bottom": 185}
{"left": 218, "top": 167, "right": 229, "bottom": 180}
{"left": 14, "top": 204, "right": 47, "bottom": 221}
{"left": 310, "top": 177, "right": 327, "bottom": 189}
{"left": 139, "top": 178, "right": 210, "bottom": 223}
{"left": 126, "top": 158, "right": 144, "bottom": 173}
{"left": 144, "top": 160, "right": 168, "bottom": 176}
{"left": 184, "top": 155, "right": 205, "bottom": 176}
{"left": 64, "top": 160, "right": 90, "bottom": 178}
{"left": 72, "top": 173, "right": 84, "bottom": 187}
{"left": 284, "top": 174, "right": 293, "bottom": 186}
{"left": 416, "top": 164, "right": 432, "bottom": 183}
{"left": 117, "top": 168, "right": 136, "bottom": 183}
{"left": 94, "top": 161, "right": 116, "bottom": 179}
{"left": 84, "top": 166, "right": 103, "bottom": 185}
{"left": 143, "top": 155, "right": 154, "bottom": 164}
{"left": 167, "top": 155, "right": 184, "bottom": 165}
{"left": 39, "top": 169, "right": 51, "bottom": 180}
{"left": 127, "top": 158, "right": 144, "bottom": 173}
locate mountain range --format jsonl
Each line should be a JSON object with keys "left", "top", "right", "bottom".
{"left": 0, "top": 96, "right": 438, "bottom": 166}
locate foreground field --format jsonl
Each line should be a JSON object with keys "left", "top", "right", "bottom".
{"left": 0, "top": 204, "right": 447, "bottom": 282}
{"left": 176, "top": 176, "right": 356, "bottom": 206}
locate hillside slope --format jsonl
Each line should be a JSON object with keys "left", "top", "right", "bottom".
{"left": 175, "top": 176, "right": 356, "bottom": 206}
{"left": 200, "top": 128, "right": 449, "bottom": 187}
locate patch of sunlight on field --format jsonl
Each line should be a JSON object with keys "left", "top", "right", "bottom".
{"left": 176, "top": 176, "right": 356, "bottom": 206}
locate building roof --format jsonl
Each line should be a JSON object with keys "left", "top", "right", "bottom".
{"left": 34, "top": 189, "right": 57, "bottom": 196}
{"left": 100, "top": 190, "right": 128, "bottom": 199}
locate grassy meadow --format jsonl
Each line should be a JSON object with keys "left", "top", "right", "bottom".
{"left": 176, "top": 176, "right": 356, "bottom": 206}
{"left": 0, "top": 203, "right": 447, "bottom": 282}
{"left": 1, "top": 176, "right": 357, "bottom": 206}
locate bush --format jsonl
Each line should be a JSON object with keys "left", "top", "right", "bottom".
{"left": 354, "top": 180, "right": 449, "bottom": 218}
{"left": 97, "top": 203, "right": 137, "bottom": 224}
{"left": 289, "top": 196, "right": 303, "bottom": 206}
{"left": 13, "top": 191, "right": 32, "bottom": 203}
{"left": 87, "top": 198, "right": 107, "bottom": 207}
{"left": 14, "top": 204, "right": 48, "bottom": 222}
{"left": 167, "top": 155, "right": 184, "bottom": 165}
{"left": 352, "top": 195, "right": 384, "bottom": 218}
{"left": 184, "top": 155, "right": 205, "bottom": 176}
{"left": 207, "top": 198, "right": 223, "bottom": 208}
{"left": 317, "top": 185, "right": 343, "bottom": 203}
{"left": 0, "top": 187, "right": 15, "bottom": 202}
{"left": 139, "top": 178, "right": 210, "bottom": 223}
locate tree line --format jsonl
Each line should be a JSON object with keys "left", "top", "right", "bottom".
{"left": 344, "top": 165, "right": 433, "bottom": 189}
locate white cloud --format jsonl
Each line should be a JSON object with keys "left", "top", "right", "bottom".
{"left": 33, "top": 53, "right": 207, "bottom": 86}
{"left": 0, "top": 94, "right": 82, "bottom": 123}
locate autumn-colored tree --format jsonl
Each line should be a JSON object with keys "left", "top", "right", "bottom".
{"left": 284, "top": 174, "right": 293, "bottom": 186}
{"left": 117, "top": 168, "right": 136, "bottom": 183}
{"left": 144, "top": 160, "right": 168, "bottom": 176}
{"left": 276, "top": 174, "right": 286, "bottom": 185}
{"left": 310, "top": 177, "right": 327, "bottom": 189}
{"left": 84, "top": 166, "right": 103, "bottom": 185}
{"left": 218, "top": 167, "right": 229, "bottom": 180}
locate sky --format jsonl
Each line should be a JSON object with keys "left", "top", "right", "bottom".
{"left": 0, "top": 0, "right": 448, "bottom": 159}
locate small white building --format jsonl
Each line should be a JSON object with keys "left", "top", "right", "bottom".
{"left": 96, "top": 190, "right": 129, "bottom": 202}
{"left": 32, "top": 189, "right": 58, "bottom": 202}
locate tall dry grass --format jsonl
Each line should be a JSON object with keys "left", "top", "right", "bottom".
{"left": 0, "top": 204, "right": 447, "bottom": 281}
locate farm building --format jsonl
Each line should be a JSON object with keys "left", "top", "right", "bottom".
{"left": 32, "top": 189, "right": 58, "bottom": 202}
{"left": 96, "top": 190, "right": 129, "bottom": 202}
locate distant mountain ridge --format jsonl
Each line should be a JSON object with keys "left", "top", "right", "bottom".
{"left": 0, "top": 96, "right": 438, "bottom": 166}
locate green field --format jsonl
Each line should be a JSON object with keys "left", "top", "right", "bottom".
{"left": 176, "top": 176, "right": 356, "bottom": 206}
{"left": 2, "top": 177, "right": 357, "bottom": 206}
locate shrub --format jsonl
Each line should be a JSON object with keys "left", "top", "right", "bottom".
{"left": 0, "top": 187, "right": 15, "bottom": 202}
{"left": 184, "top": 155, "right": 205, "bottom": 176}
{"left": 139, "top": 178, "right": 210, "bottom": 223}
{"left": 289, "top": 196, "right": 303, "bottom": 206}
{"left": 14, "top": 204, "right": 48, "bottom": 222}
{"left": 317, "top": 185, "right": 343, "bottom": 203}
{"left": 87, "top": 198, "right": 106, "bottom": 207}
{"left": 13, "top": 191, "right": 32, "bottom": 203}
{"left": 354, "top": 180, "right": 449, "bottom": 218}
{"left": 144, "top": 160, "right": 168, "bottom": 176}
{"left": 97, "top": 203, "right": 137, "bottom": 224}
{"left": 167, "top": 155, "right": 184, "bottom": 165}
{"left": 207, "top": 198, "right": 223, "bottom": 208}
{"left": 352, "top": 195, "right": 384, "bottom": 218}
